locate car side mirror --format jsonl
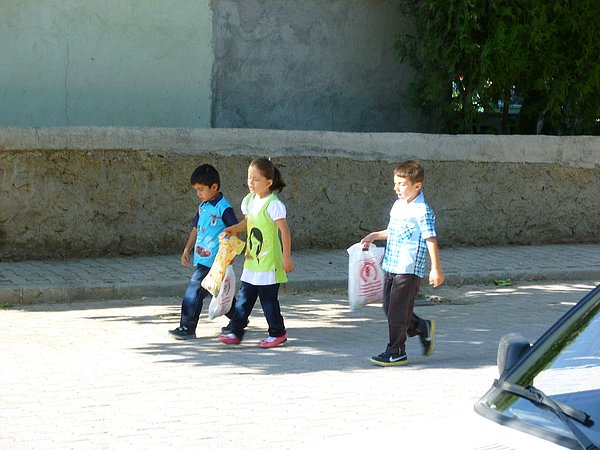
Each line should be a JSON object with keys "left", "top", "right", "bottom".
{"left": 497, "top": 333, "right": 531, "bottom": 377}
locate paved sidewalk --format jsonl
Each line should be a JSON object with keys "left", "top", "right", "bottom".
{"left": 1, "top": 243, "right": 600, "bottom": 305}
{"left": 1, "top": 282, "right": 597, "bottom": 449}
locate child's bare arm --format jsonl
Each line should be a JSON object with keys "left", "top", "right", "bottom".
{"left": 361, "top": 229, "right": 388, "bottom": 247}
{"left": 276, "top": 218, "right": 295, "bottom": 273}
{"left": 426, "top": 237, "right": 445, "bottom": 287}
{"left": 224, "top": 218, "right": 247, "bottom": 237}
{"left": 181, "top": 228, "right": 197, "bottom": 266}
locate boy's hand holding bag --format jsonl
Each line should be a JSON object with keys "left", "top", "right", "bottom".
{"left": 347, "top": 243, "right": 385, "bottom": 310}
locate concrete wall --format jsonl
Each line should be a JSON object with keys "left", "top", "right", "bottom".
{"left": 0, "top": 1, "right": 212, "bottom": 127}
{"left": 1, "top": 127, "right": 599, "bottom": 261}
{"left": 211, "top": 0, "right": 420, "bottom": 132}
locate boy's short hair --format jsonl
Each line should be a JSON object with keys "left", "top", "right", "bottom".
{"left": 190, "top": 164, "right": 220, "bottom": 188}
{"left": 394, "top": 160, "right": 424, "bottom": 184}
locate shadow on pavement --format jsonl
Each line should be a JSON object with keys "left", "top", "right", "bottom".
{"left": 12, "top": 282, "right": 592, "bottom": 375}
{"left": 80, "top": 292, "right": 523, "bottom": 374}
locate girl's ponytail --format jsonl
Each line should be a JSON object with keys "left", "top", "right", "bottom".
{"left": 271, "top": 165, "right": 286, "bottom": 192}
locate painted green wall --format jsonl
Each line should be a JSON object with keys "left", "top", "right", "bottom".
{"left": 0, "top": 1, "right": 212, "bottom": 127}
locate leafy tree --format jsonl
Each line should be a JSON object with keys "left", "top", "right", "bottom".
{"left": 396, "top": 0, "right": 600, "bottom": 134}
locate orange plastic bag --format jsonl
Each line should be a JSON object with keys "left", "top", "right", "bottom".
{"left": 201, "top": 233, "right": 245, "bottom": 297}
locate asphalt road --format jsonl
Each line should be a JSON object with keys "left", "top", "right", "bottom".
{"left": 1, "top": 280, "right": 597, "bottom": 449}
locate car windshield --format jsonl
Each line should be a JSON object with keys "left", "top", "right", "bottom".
{"left": 475, "top": 285, "right": 600, "bottom": 449}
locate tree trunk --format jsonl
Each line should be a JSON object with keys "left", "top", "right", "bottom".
{"left": 501, "top": 90, "right": 511, "bottom": 134}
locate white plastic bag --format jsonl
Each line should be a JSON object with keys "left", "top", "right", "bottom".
{"left": 347, "top": 243, "right": 385, "bottom": 310}
{"left": 208, "top": 265, "right": 236, "bottom": 320}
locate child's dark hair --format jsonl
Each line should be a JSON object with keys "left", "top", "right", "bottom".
{"left": 248, "top": 227, "right": 263, "bottom": 263}
{"left": 394, "top": 160, "right": 424, "bottom": 184}
{"left": 190, "top": 164, "right": 220, "bottom": 188}
{"left": 250, "top": 158, "right": 286, "bottom": 192}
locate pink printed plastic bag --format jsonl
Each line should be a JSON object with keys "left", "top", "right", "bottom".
{"left": 347, "top": 243, "right": 385, "bottom": 310}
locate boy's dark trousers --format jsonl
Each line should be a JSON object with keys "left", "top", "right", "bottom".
{"left": 180, "top": 264, "right": 235, "bottom": 332}
{"left": 382, "top": 272, "right": 427, "bottom": 355}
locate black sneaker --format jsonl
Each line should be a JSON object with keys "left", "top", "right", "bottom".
{"left": 419, "top": 319, "right": 436, "bottom": 356}
{"left": 370, "top": 351, "right": 408, "bottom": 367}
{"left": 168, "top": 326, "right": 196, "bottom": 340}
{"left": 221, "top": 319, "right": 249, "bottom": 334}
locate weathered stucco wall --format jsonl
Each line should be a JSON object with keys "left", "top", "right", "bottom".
{"left": 1, "top": 127, "right": 599, "bottom": 261}
{"left": 211, "top": 0, "right": 420, "bottom": 132}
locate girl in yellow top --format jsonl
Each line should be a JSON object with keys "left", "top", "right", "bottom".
{"left": 220, "top": 158, "right": 294, "bottom": 348}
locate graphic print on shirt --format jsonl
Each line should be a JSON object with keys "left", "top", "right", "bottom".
{"left": 209, "top": 213, "right": 220, "bottom": 227}
{"left": 246, "top": 227, "right": 268, "bottom": 264}
{"left": 196, "top": 235, "right": 215, "bottom": 257}
{"left": 193, "top": 196, "right": 233, "bottom": 267}
{"left": 196, "top": 211, "right": 224, "bottom": 257}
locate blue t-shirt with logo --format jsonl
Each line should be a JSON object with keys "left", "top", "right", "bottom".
{"left": 192, "top": 193, "right": 238, "bottom": 268}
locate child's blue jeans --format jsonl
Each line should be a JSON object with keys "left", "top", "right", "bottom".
{"left": 228, "top": 281, "right": 286, "bottom": 339}
{"left": 180, "top": 264, "right": 234, "bottom": 332}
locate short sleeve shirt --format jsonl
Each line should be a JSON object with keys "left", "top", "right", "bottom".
{"left": 192, "top": 193, "right": 238, "bottom": 267}
{"left": 381, "top": 192, "right": 436, "bottom": 278}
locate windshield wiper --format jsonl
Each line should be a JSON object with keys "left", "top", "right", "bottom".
{"left": 494, "top": 379, "right": 596, "bottom": 450}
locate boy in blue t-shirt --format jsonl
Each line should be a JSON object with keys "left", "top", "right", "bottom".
{"left": 361, "top": 160, "right": 445, "bottom": 366}
{"left": 169, "top": 164, "right": 239, "bottom": 339}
